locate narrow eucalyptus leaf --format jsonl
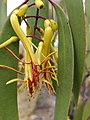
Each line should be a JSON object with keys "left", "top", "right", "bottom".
{"left": 64, "top": 0, "right": 86, "bottom": 104}
{"left": 74, "top": 102, "right": 85, "bottom": 120}
{"left": 54, "top": 4, "right": 74, "bottom": 120}
{"left": 0, "top": 14, "right": 19, "bottom": 120}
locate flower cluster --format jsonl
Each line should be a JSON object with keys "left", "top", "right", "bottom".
{"left": 0, "top": 0, "right": 58, "bottom": 97}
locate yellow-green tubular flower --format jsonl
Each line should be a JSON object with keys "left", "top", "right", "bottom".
{"left": 42, "top": 26, "right": 53, "bottom": 57}
{"left": 24, "top": 49, "right": 32, "bottom": 82}
{"left": 35, "top": 0, "right": 44, "bottom": 9}
{"left": 50, "top": 19, "right": 58, "bottom": 32}
{"left": 16, "top": 4, "right": 28, "bottom": 17}
{"left": 35, "top": 42, "right": 44, "bottom": 64}
{"left": 10, "top": 12, "right": 35, "bottom": 63}
{"left": 26, "top": 26, "right": 33, "bottom": 55}
{"left": 44, "top": 19, "right": 51, "bottom": 28}
{"left": 0, "top": 36, "right": 18, "bottom": 49}
{"left": 26, "top": 26, "right": 32, "bottom": 35}
{"left": 50, "top": 44, "right": 58, "bottom": 62}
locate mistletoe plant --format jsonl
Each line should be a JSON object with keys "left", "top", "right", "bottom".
{"left": 0, "top": 0, "right": 86, "bottom": 120}
{"left": 0, "top": 2, "right": 58, "bottom": 96}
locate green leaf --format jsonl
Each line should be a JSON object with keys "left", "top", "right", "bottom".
{"left": 86, "top": 22, "right": 90, "bottom": 69}
{"left": 0, "top": 0, "right": 7, "bottom": 31}
{"left": 82, "top": 98, "right": 90, "bottom": 120}
{"left": 54, "top": 5, "right": 74, "bottom": 120}
{"left": 27, "top": 0, "right": 49, "bottom": 46}
{"left": 85, "top": 0, "right": 90, "bottom": 68}
{"left": 64, "top": 0, "right": 86, "bottom": 104}
{"left": 74, "top": 102, "right": 85, "bottom": 120}
{"left": 0, "top": 15, "right": 19, "bottom": 120}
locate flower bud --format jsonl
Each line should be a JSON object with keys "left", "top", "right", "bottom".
{"left": 50, "top": 19, "right": 58, "bottom": 32}
{"left": 17, "top": 4, "right": 28, "bottom": 17}
{"left": 44, "top": 19, "right": 51, "bottom": 28}
{"left": 35, "top": 0, "right": 44, "bottom": 9}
